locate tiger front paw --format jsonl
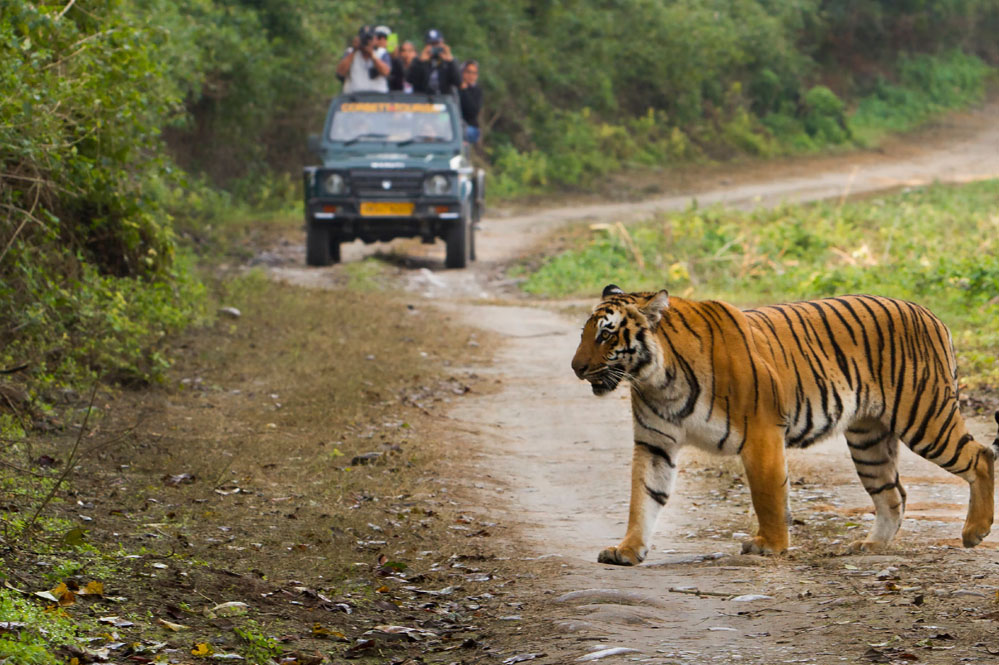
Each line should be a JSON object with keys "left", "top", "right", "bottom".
{"left": 962, "top": 523, "right": 990, "bottom": 548}
{"left": 740, "top": 536, "right": 787, "bottom": 556}
{"left": 845, "top": 539, "right": 887, "bottom": 554}
{"left": 597, "top": 544, "right": 646, "bottom": 566}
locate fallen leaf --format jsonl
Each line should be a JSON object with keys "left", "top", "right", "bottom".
{"left": 343, "top": 638, "right": 375, "bottom": 659}
{"left": 164, "top": 473, "right": 196, "bottom": 486}
{"left": 157, "top": 618, "right": 189, "bottom": 631}
{"left": 192, "top": 643, "right": 214, "bottom": 657}
{"left": 208, "top": 601, "right": 249, "bottom": 617}
{"left": 862, "top": 647, "right": 890, "bottom": 663}
{"left": 364, "top": 625, "right": 438, "bottom": 642}
{"left": 311, "top": 624, "right": 348, "bottom": 641}
{"left": 78, "top": 581, "right": 104, "bottom": 596}
{"left": 45, "top": 583, "right": 76, "bottom": 607}
{"left": 35, "top": 454, "right": 60, "bottom": 467}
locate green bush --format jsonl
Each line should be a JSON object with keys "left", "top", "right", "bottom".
{"left": 803, "top": 86, "right": 851, "bottom": 144}
{"left": 851, "top": 50, "right": 991, "bottom": 144}
{"left": 0, "top": 1, "right": 209, "bottom": 399}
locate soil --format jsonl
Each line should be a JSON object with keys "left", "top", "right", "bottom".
{"left": 267, "top": 100, "right": 999, "bottom": 664}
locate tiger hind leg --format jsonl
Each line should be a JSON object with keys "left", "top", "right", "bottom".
{"left": 904, "top": 404, "right": 994, "bottom": 547}
{"left": 845, "top": 420, "right": 905, "bottom": 552}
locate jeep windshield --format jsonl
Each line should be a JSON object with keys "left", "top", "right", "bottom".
{"left": 329, "top": 101, "right": 454, "bottom": 144}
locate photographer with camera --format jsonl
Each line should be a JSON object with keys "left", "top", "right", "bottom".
{"left": 336, "top": 25, "right": 390, "bottom": 93}
{"left": 406, "top": 28, "right": 460, "bottom": 95}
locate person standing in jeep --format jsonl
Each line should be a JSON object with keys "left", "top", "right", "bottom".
{"left": 407, "top": 29, "right": 460, "bottom": 95}
{"left": 458, "top": 60, "right": 482, "bottom": 144}
{"left": 337, "top": 26, "right": 391, "bottom": 93}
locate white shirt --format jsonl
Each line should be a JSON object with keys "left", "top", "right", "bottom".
{"left": 343, "top": 49, "right": 388, "bottom": 93}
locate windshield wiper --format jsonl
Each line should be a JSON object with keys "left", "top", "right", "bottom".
{"left": 396, "top": 135, "right": 447, "bottom": 146}
{"left": 343, "top": 133, "right": 389, "bottom": 145}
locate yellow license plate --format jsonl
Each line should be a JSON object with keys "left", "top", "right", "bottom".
{"left": 360, "top": 201, "right": 414, "bottom": 217}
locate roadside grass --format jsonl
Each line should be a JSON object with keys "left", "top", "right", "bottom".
{"left": 0, "top": 270, "right": 553, "bottom": 664}
{"left": 516, "top": 179, "right": 999, "bottom": 392}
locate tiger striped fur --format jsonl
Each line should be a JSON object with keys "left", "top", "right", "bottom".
{"left": 571, "top": 285, "right": 996, "bottom": 565}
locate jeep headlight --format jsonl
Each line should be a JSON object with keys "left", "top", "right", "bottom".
{"left": 323, "top": 173, "right": 346, "bottom": 195}
{"left": 423, "top": 174, "right": 452, "bottom": 196}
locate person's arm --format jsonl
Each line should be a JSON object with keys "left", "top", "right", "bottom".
{"left": 370, "top": 48, "right": 391, "bottom": 77}
{"left": 336, "top": 45, "right": 356, "bottom": 78}
{"left": 445, "top": 60, "right": 461, "bottom": 93}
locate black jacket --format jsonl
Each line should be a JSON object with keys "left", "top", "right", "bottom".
{"left": 388, "top": 58, "right": 412, "bottom": 92}
{"left": 458, "top": 85, "right": 482, "bottom": 127}
{"left": 406, "top": 58, "right": 460, "bottom": 95}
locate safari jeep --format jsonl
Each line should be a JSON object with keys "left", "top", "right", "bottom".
{"left": 304, "top": 92, "right": 485, "bottom": 268}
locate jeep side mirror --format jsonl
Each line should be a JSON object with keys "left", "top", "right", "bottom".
{"left": 307, "top": 134, "right": 320, "bottom": 154}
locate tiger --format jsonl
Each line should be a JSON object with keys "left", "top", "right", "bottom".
{"left": 571, "top": 285, "right": 997, "bottom": 565}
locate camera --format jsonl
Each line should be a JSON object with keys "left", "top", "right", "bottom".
{"left": 430, "top": 45, "right": 444, "bottom": 61}
{"left": 358, "top": 29, "right": 374, "bottom": 49}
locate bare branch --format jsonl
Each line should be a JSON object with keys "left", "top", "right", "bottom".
{"left": 15, "top": 381, "right": 99, "bottom": 544}
{"left": 55, "top": 0, "right": 77, "bottom": 21}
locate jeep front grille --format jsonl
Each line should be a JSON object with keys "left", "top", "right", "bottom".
{"left": 350, "top": 170, "right": 424, "bottom": 198}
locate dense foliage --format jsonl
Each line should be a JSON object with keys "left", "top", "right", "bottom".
{"left": 518, "top": 179, "right": 999, "bottom": 388}
{"left": 0, "top": 1, "right": 206, "bottom": 398}
{"left": 1, "top": 0, "right": 997, "bottom": 404}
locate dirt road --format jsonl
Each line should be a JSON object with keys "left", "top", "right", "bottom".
{"left": 275, "top": 103, "right": 999, "bottom": 663}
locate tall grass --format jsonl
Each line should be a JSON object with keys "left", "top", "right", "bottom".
{"left": 519, "top": 180, "right": 999, "bottom": 388}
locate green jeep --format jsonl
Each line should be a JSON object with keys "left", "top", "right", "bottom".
{"left": 304, "top": 92, "right": 485, "bottom": 268}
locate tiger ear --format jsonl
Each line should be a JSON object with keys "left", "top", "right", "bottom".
{"left": 641, "top": 290, "right": 670, "bottom": 326}
{"left": 602, "top": 284, "right": 624, "bottom": 298}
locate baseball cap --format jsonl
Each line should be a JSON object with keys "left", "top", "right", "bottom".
{"left": 374, "top": 25, "right": 391, "bottom": 37}
{"left": 424, "top": 28, "right": 443, "bottom": 44}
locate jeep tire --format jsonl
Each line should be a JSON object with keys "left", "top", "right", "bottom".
{"left": 306, "top": 221, "right": 338, "bottom": 266}
{"left": 445, "top": 207, "right": 472, "bottom": 269}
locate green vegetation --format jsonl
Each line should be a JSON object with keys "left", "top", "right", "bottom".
{"left": 0, "top": 587, "right": 84, "bottom": 664}
{"left": 850, "top": 51, "right": 993, "bottom": 146}
{"left": 0, "top": 1, "right": 208, "bottom": 400}
{"left": 234, "top": 622, "right": 283, "bottom": 663}
{"left": 3, "top": 0, "right": 998, "bottom": 405}
{"left": 519, "top": 180, "right": 999, "bottom": 388}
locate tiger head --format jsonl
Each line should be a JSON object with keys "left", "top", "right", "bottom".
{"left": 571, "top": 284, "right": 670, "bottom": 395}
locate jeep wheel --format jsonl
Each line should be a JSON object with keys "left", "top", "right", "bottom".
{"left": 469, "top": 208, "right": 476, "bottom": 262}
{"left": 306, "top": 221, "right": 332, "bottom": 266}
{"left": 445, "top": 214, "right": 470, "bottom": 269}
